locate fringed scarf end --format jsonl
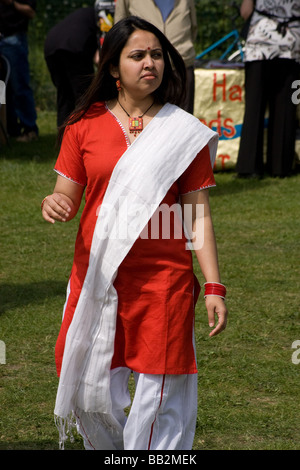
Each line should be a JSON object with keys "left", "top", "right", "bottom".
{"left": 54, "top": 413, "right": 76, "bottom": 450}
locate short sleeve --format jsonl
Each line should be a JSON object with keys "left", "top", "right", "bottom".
{"left": 54, "top": 124, "right": 87, "bottom": 187}
{"left": 178, "top": 144, "right": 216, "bottom": 195}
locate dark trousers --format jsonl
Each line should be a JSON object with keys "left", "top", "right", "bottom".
{"left": 0, "top": 33, "right": 38, "bottom": 136}
{"left": 46, "top": 51, "right": 95, "bottom": 127}
{"left": 236, "top": 59, "right": 299, "bottom": 177}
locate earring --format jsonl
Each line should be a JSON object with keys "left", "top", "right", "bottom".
{"left": 116, "top": 79, "right": 121, "bottom": 92}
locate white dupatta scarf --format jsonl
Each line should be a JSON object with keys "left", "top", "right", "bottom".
{"left": 54, "top": 103, "right": 218, "bottom": 447}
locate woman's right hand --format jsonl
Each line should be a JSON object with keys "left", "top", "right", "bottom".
{"left": 41, "top": 175, "right": 85, "bottom": 224}
{"left": 41, "top": 193, "right": 72, "bottom": 224}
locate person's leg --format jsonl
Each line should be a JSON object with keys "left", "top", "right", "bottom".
{"left": 236, "top": 61, "right": 268, "bottom": 176}
{"left": 65, "top": 52, "right": 95, "bottom": 107}
{"left": 46, "top": 51, "right": 94, "bottom": 127}
{"left": 5, "top": 77, "right": 20, "bottom": 137}
{"left": 1, "top": 33, "right": 38, "bottom": 137}
{"left": 0, "top": 36, "right": 21, "bottom": 136}
{"left": 267, "top": 59, "right": 299, "bottom": 177}
{"left": 46, "top": 52, "right": 77, "bottom": 127}
{"left": 124, "top": 373, "right": 198, "bottom": 450}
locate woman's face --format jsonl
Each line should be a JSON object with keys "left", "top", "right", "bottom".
{"left": 115, "top": 29, "right": 165, "bottom": 100}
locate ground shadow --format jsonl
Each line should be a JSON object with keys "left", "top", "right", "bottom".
{"left": 0, "top": 133, "right": 58, "bottom": 162}
{"left": 210, "top": 168, "right": 300, "bottom": 198}
{"left": 0, "top": 280, "right": 67, "bottom": 316}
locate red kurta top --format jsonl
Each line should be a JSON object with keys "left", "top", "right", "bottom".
{"left": 54, "top": 102, "right": 216, "bottom": 376}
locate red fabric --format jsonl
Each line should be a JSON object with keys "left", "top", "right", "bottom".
{"left": 54, "top": 102, "right": 216, "bottom": 376}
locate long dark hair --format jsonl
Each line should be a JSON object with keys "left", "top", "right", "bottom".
{"left": 57, "top": 16, "right": 186, "bottom": 144}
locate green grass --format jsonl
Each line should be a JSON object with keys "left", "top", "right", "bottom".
{"left": 0, "top": 111, "right": 300, "bottom": 450}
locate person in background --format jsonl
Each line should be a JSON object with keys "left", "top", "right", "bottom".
{"left": 0, "top": 0, "right": 38, "bottom": 142}
{"left": 94, "top": 0, "right": 116, "bottom": 50}
{"left": 41, "top": 16, "right": 227, "bottom": 450}
{"left": 114, "top": 0, "right": 197, "bottom": 114}
{"left": 236, "top": 0, "right": 300, "bottom": 178}
{"left": 44, "top": 7, "right": 99, "bottom": 128}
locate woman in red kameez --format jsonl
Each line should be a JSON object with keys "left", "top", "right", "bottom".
{"left": 41, "top": 17, "right": 228, "bottom": 450}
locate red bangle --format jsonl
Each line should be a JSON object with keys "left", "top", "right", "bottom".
{"left": 41, "top": 197, "right": 47, "bottom": 210}
{"left": 204, "top": 282, "right": 226, "bottom": 299}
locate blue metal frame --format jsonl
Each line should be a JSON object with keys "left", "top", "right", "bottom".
{"left": 196, "top": 29, "right": 244, "bottom": 61}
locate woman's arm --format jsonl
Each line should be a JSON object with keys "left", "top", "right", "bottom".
{"left": 0, "top": 0, "right": 37, "bottom": 19}
{"left": 240, "top": 0, "right": 254, "bottom": 20}
{"left": 181, "top": 188, "right": 228, "bottom": 337}
{"left": 41, "top": 175, "right": 85, "bottom": 224}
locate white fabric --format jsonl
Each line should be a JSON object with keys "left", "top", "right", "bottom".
{"left": 54, "top": 103, "right": 218, "bottom": 448}
{"left": 76, "top": 368, "right": 198, "bottom": 450}
{"left": 245, "top": 0, "right": 300, "bottom": 62}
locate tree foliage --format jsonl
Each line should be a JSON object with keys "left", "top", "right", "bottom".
{"left": 195, "top": 0, "right": 244, "bottom": 54}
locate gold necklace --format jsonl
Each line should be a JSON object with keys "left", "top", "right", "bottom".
{"left": 117, "top": 98, "right": 155, "bottom": 137}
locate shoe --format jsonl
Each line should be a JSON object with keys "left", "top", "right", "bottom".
{"left": 16, "top": 131, "right": 38, "bottom": 143}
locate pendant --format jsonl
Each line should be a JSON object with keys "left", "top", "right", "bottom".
{"left": 129, "top": 117, "right": 143, "bottom": 136}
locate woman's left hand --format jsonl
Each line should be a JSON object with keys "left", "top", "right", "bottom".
{"left": 205, "top": 296, "right": 228, "bottom": 337}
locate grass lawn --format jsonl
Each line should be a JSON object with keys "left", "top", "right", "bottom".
{"left": 0, "top": 111, "right": 299, "bottom": 450}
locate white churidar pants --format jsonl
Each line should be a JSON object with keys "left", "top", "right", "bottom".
{"left": 75, "top": 367, "right": 198, "bottom": 450}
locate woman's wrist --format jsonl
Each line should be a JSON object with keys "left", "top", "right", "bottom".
{"left": 204, "top": 282, "right": 227, "bottom": 300}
